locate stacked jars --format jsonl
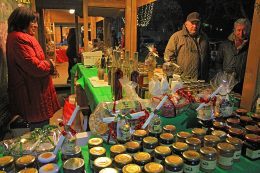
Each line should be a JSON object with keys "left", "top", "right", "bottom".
{"left": 216, "top": 142, "right": 235, "bottom": 170}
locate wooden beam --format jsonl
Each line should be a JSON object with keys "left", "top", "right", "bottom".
{"left": 90, "top": 17, "right": 97, "bottom": 41}
{"left": 240, "top": 0, "right": 260, "bottom": 110}
{"left": 75, "top": 15, "right": 80, "bottom": 55}
{"left": 131, "top": 0, "right": 137, "bottom": 59}
{"left": 137, "top": 0, "right": 156, "bottom": 7}
{"left": 88, "top": 0, "right": 125, "bottom": 8}
{"left": 83, "top": 0, "right": 89, "bottom": 50}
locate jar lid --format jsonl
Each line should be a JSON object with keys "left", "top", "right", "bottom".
{"left": 63, "top": 158, "right": 85, "bottom": 170}
{"left": 204, "top": 135, "right": 220, "bottom": 142}
{"left": 0, "top": 156, "right": 14, "bottom": 167}
{"left": 183, "top": 150, "right": 200, "bottom": 161}
{"left": 16, "top": 155, "right": 35, "bottom": 166}
{"left": 217, "top": 142, "right": 235, "bottom": 152}
{"left": 236, "top": 108, "right": 248, "bottom": 115}
{"left": 163, "top": 125, "right": 176, "bottom": 132}
{"left": 252, "top": 113, "right": 260, "bottom": 120}
{"left": 200, "top": 147, "right": 217, "bottom": 157}
{"left": 133, "top": 152, "right": 151, "bottom": 162}
{"left": 125, "top": 141, "right": 140, "bottom": 150}
{"left": 227, "top": 118, "right": 240, "bottom": 124}
{"left": 155, "top": 146, "right": 171, "bottom": 155}
{"left": 94, "top": 157, "right": 112, "bottom": 168}
{"left": 160, "top": 133, "right": 174, "bottom": 140}
{"left": 172, "top": 142, "right": 189, "bottom": 151}
{"left": 144, "top": 162, "right": 164, "bottom": 173}
{"left": 211, "top": 130, "right": 226, "bottom": 138}
{"left": 226, "top": 137, "right": 242, "bottom": 146}
{"left": 240, "top": 116, "right": 252, "bottom": 122}
{"left": 213, "top": 121, "right": 225, "bottom": 128}
{"left": 185, "top": 137, "right": 201, "bottom": 145}
{"left": 143, "top": 136, "right": 158, "bottom": 144}
{"left": 192, "top": 128, "right": 206, "bottom": 135}
{"left": 88, "top": 137, "right": 103, "bottom": 146}
{"left": 90, "top": 146, "right": 106, "bottom": 156}
{"left": 133, "top": 130, "right": 147, "bottom": 137}
{"left": 165, "top": 155, "right": 183, "bottom": 166}
{"left": 38, "top": 152, "right": 56, "bottom": 164}
{"left": 100, "top": 168, "right": 118, "bottom": 173}
{"left": 18, "top": 168, "right": 38, "bottom": 173}
{"left": 110, "top": 144, "right": 126, "bottom": 154}
{"left": 39, "top": 163, "right": 59, "bottom": 173}
{"left": 228, "top": 127, "right": 244, "bottom": 135}
{"left": 177, "top": 131, "right": 191, "bottom": 138}
{"left": 245, "top": 134, "right": 260, "bottom": 143}
{"left": 115, "top": 154, "right": 133, "bottom": 164}
{"left": 245, "top": 125, "right": 259, "bottom": 133}
{"left": 122, "top": 164, "right": 142, "bottom": 173}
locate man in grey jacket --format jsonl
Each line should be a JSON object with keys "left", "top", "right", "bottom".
{"left": 164, "top": 12, "right": 210, "bottom": 81}
{"left": 217, "top": 18, "right": 251, "bottom": 94}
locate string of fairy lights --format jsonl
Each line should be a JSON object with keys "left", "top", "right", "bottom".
{"left": 122, "top": 3, "right": 154, "bottom": 27}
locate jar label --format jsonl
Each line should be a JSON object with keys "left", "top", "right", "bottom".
{"left": 165, "top": 168, "right": 183, "bottom": 173}
{"left": 234, "top": 150, "right": 241, "bottom": 160}
{"left": 246, "top": 148, "right": 260, "bottom": 159}
{"left": 143, "top": 148, "right": 153, "bottom": 153}
{"left": 184, "top": 163, "right": 200, "bottom": 173}
{"left": 200, "top": 159, "right": 216, "bottom": 170}
{"left": 154, "top": 157, "right": 163, "bottom": 164}
{"left": 218, "top": 155, "right": 233, "bottom": 166}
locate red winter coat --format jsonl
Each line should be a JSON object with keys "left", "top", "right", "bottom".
{"left": 6, "top": 31, "right": 60, "bottom": 123}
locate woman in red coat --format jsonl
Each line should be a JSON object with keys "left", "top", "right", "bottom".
{"left": 6, "top": 7, "right": 60, "bottom": 130}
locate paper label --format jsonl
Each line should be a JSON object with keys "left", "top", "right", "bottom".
{"left": 200, "top": 159, "right": 216, "bottom": 170}
{"left": 218, "top": 155, "right": 233, "bottom": 166}
{"left": 165, "top": 169, "right": 183, "bottom": 173}
{"left": 234, "top": 150, "right": 241, "bottom": 160}
{"left": 246, "top": 148, "right": 260, "bottom": 159}
{"left": 184, "top": 163, "right": 200, "bottom": 173}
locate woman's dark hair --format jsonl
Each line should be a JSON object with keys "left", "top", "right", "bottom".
{"left": 8, "top": 7, "right": 38, "bottom": 33}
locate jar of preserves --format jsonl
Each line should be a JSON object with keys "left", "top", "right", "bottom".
{"left": 122, "top": 164, "right": 142, "bottom": 173}
{"left": 163, "top": 125, "right": 176, "bottom": 135}
{"left": 252, "top": 113, "right": 260, "bottom": 122}
{"left": 228, "top": 127, "right": 245, "bottom": 139}
{"left": 245, "top": 125, "right": 260, "bottom": 135}
{"left": 182, "top": 150, "right": 200, "bottom": 173}
{"left": 39, "top": 163, "right": 59, "bottom": 173}
{"left": 100, "top": 168, "right": 118, "bottom": 173}
{"left": 217, "top": 142, "right": 235, "bottom": 170}
{"left": 143, "top": 136, "right": 158, "bottom": 154}
{"left": 89, "top": 147, "right": 106, "bottom": 169}
{"left": 240, "top": 116, "right": 253, "bottom": 126}
{"left": 88, "top": 137, "right": 103, "bottom": 149}
{"left": 226, "top": 118, "right": 240, "bottom": 127}
{"left": 226, "top": 137, "right": 242, "bottom": 162}
{"left": 204, "top": 135, "right": 220, "bottom": 148}
{"left": 200, "top": 147, "right": 217, "bottom": 173}
{"left": 133, "top": 152, "right": 151, "bottom": 170}
{"left": 62, "top": 145, "right": 82, "bottom": 161}
{"left": 236, "top": 108, "right": 248, "bottom": 116}
{"left": 114, "top": 154, "right": 133, "bottom": 171}
{"left": 144, "top": 162, "right": 164, "bottom": 173}
{"left": 176, "top": 132, "right": 192, "bottom": 142}
{"left": 18, "top": 168, "right": 38, "bottom": 173}
{"left": 154, "top": 146, "right": 171, "bottom": 164}
{"left": 93, "top": 157, "right": 112, "bottom": 173}
{"left": 191, "top": 128, "right": 206, "bottom": 142}
{"left": 110, "top": 144, "right": 126, "bottom": 159}
{"left": 211, "top": 130, "right": 227, "bottom": 142}
{"left": 125, "top": 141, "right": 141, "bottom": 156}
{"left": 132, "top": 130, "right": 148, "bottom": 144}
{"left": 185, "top": 138, "right": 201, "bottom": 151}
{"left": 165, "top": 155, "right": 183, "bottom": 173}
{"left": 172, "top": 142, "right": 189, "bottom": 156}
{"left": 15, "top": 155, "right": 37, "bottom": 172}
{"left": 212, "top": 121, "right": 227, "bottom": 132}
{"left": 159, "top": 133, "right": 174, "bottom": 146}
{"left": 0, "top": 156, "right": 15, "bottom": 173}
{"left": 63, "top": 158, "right": 85, "bottom": 173}
{"left": 242, "top": 134, "right": 260, "bottom": 161}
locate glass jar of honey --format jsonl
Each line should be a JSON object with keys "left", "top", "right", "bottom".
{"left": 176, "top": 132, "right": 192, "bottom": 142}
{"left": 154, "top": 146, "right": 171, "bottom": 164}
{"left": 89, "top": 146, "right": 106, "bottom": 169}
{"left": 226, "top": 137, "right": 242, "bottom": 162}
{"left": 15, "top": 155, "right": 37, "bottom": 172}
{"left": 191, "top": 128, "right": 206, "bottom": 142}
{"left": 211, "top": 130, "right": 227, "bottom": 142}
{"left": 122, "top": 164, "right": 142, "bottom": 173}
{"left": 143, "top": 136, "right": 158, "bottom": 155}
{"left": 125, "top": 141, "right": 141, "bottom": 156}
{"left": 242, "top": 134, "right": 260, "bottom": 161}
{"left": 182, "top": 150, "right": 200, "bottom": 173}
{"left": 132, "top": 130, "right": 148, "bottom": 144}
{"left": 88, "top": 137, "right": 103, "bottom": 149}
{"left": 133, "top": 152, "right": 151, "bottom": 170}
{"left": 252, "top": 113, "right": 260, "bottom": 122}
{"left": 204, "top": 135, "right": 220, "bottom": 148}
{"left": 226, "top": 118, "right": 240, "bottom": 128}
{"left": 200, "top": 147, "right": 217, "bottom": 173}
{"left": 163, "top": 125, "right": 176, "bottom": 135}
{"left": 164, "top": 155, "right": 183, "bottom": 173}
{"left": 114, "top": 154, "right": 133, "bottom": 172}
{"left": 217, "top": 142, "right": 235, "bottom": 170}
{"left": 159, "top": 133, "right": 174, "bottom": 146}
{"left": 144, "top": 162, "right": 164, "bottom": 173}
{"left": 93, "top": 157, "right": 112, "bottom": 173}
{"left": 0, "top": 156, "right": 15, "bottom": 173}
{"left": 185, "top": 137, "right": 201, "bottom": 151}
{"left": 110, "top": 144, "right": 126, "bottom": 159}
{"left": 245, "top": 125, "right": 260, "bottom": 135}
{"left": 236, "top": 108, "right": 248, "bottom": 116}
{"left": 228, "top": 127, "right": 245, "bottom": 139}
{"left": 240, "top": 116, "right": 253, "bottom": 127}
{"left": 172, "top": 142, "right": 189, "bottom": 156}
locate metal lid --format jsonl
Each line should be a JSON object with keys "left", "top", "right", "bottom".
{"left": 122, "top": 164, "right": 142, "bottom": 173}
{"left": 192, "top": 128, "right": 206, "bottom": 135}
{"left": 185, "top": 137, "right": 201, "bottom": 145}
{"left": 226, "top": 118, "right": 240, "bottom": 124}
{"left": 183, "top": 150, "right": 200, "bottom": 161}
{"left": 160, "top": 133, "right": 174, "bottom": 140}
{"left": 163, "top": 125, "right": 176, "bottom": 132}
{"left": 252, "top": 113, "right": 260, "bottom": 120}
{"left": 211, "top": 130, "right": 226, "bottom": 138}
{"left": 16, "top": 155, "right": 35, "bottom": 166}
{"left": 240, "top": 116, "right": 252, "bottom": 122}
{"left": 63, "top": 158, "right": 84, "bottom": 170}
{"left": 88, "top": 137, "right": 103, "bottom": 146}
{"left": 18, "top": 168, "right": 38, "bottom": 173}
{"left": 110, "top": 144, "right": 126, "bottom": 154}
{"left": 236, "top": 108, "right": 248, "bottom": 114}
{"left": 165, "top": 155, "right": 183, "bottom": 166}
{"left": 154, "top": 146, "right": 171, "bottom": 155}
{"left": 200, "top": 147, "right": 217, "bottom": 157}
{"left": 38, "top": 152, "right": 56, "bottom": 164}
{"left": 217, "top": 142, "right": 235, "bottom": 152}
{"left": 90, "top": 147, "right": 106, "bottom": 156}
{"left": 100, "top": 168, "right": 118, "bottom": 173}
{"left": 177, "top": 131, "right": 191, "bottom": 138}
{"left": 114, "top": 154, "right": 132, "bottom": 164}
{"left": 172, "top": 142, "right": 189, "bottom": 151}
{"left": 133, "top": 152, "right": 151, "bottom": 162}
{"left": 228, "top": 128, "right": 244, "bottom": 135}
{"left": 0, "top": 156, "right": 14, "bottom": 167}
{"left": 125, "top": 141, "right": 140, "bottom": 150}
{"left": 144, "top": 162, "right": 164, "bottom": 173}
{"left": 143, "top": 136, "right": 158, "bottom": 144}
{"left": 226, "top": 137, "right": 243, "bottom": 146}
{"left": 94, "top": 157, "right": 112, "bottom": 168}
{"left": 133, "top": 130, "right": 147, "bottom": 137}
{"left": 39, "top": 163, "right": 59, "bottom": 173}
{"left": 245, "top": 134, "right": 260, "bottom": 143}
{"left": 245, "top": 125, "right": 259, "bottom": 133}
{"left": 204, "top": 135, "right": 220, "bottom": 142}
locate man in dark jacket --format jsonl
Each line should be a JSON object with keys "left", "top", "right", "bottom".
{"left": 164, "top": 12, "right": 210, "bottom": 81}
{"left": 217, "top": 18, "right": 251, "bottom": 94}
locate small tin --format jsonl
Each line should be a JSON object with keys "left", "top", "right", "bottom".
{"left": 199, "top": 147, "right": 217, "bottom": 173}
{"left": 159, "top": 133, "right": 174, "bottom": 146}
{"left": 63, "top": 158, "right": 85, "bottom": 173}
{"left": 143, "top": 136, "right": 158, "bottom": 154}
{"left": 204, "top": 135, "right": 220, "bottom": 148}
{"left": 144, "top": 162, "right": 164, "bottom": 173}
{"left": 154, "top": 146, "right": 171, "bottom": 164}
{"left": 182, "top": 150, "right": 200, "bottom": 173}
{"left": 114, "top": 154, "right": 133, "bottom": 171}
{"left": 93, "top": 157, "right": 112, "bottom": 173}
{"left": 15, "top": 155, "right": 36, "bottom": 172}
{"left": 133, "top": 152, "right": 151, "bottom": 169}
{"left": 88, "top": 138, "right": 103, "bottom": 149}
{"left": 122, "top": 164, "right": 142, "bottom": 173}
{"left": 110, "top": 144, "right": 126, "bottom": 159}
{"left": 89, "top": 147, "right": 106, "bottom": 169}
{"left": 125, "top": 141, "right": 141, "bottom": 156}
{"left": 172, "top": 142, "right": 189, "bottom": 156}
{"left": 165, "top": 155, "right": 183, "bottom": 173}
{"left": 0, "top": 156, "right": 15, "bottom": 173}
{"left": 176, "top": 132, "right": 192, "bottom": 142}
{"left": 185, "top": 137, "right": 201, "bottom": 151}
{"left": 226, "top": 137, "right": 243, "bottom": 162}
{"left": 217, "top": 142, "right": 235, "bottom": 170}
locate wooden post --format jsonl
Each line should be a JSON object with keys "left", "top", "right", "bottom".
{"left": 125, "top": 0, "right": 131, "bottom": 51}
{"left": 75, "top": 14, "right": 80, "bottom": 56}
{"left": 240, "top": 0, "right": 260, "bottom": 110}
{"left": 131, "top": 0, "right": 137, "bottom": 59}
{"left": 90, "top": 17, "right": 97, "bottom": 41}
{"left": 83, "top": 0, "right": 89, "bottom": 50}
